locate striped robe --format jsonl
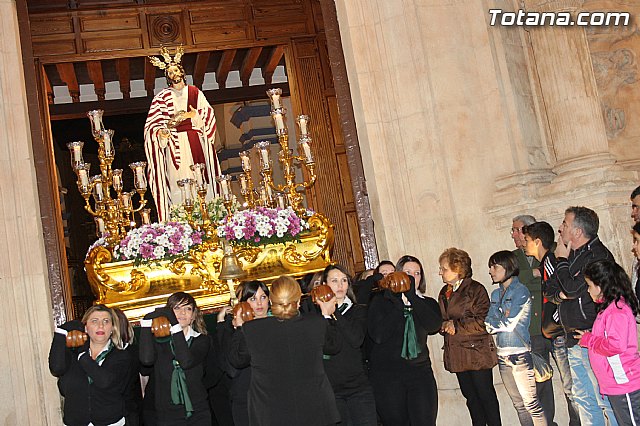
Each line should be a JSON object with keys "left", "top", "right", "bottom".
{"left": 144, "top": 85, "right": 220, "bottom": 221}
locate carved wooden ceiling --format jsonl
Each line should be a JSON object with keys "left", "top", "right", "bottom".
{"left": 26, "top": 0, "right": 320, "bottom": 119}
{"left": 44, "top": 45, "right": 289, "bottom": 119}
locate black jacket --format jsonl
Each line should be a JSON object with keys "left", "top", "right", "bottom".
{"left": 229, "top": 314, "right": 340, "bottom": 426}
{"left": 139, "top": 328, "right": 210, "bottom": 419}
{"left": 367, "top": 289, "right": 442, "bottom": 373}
{"left": 323, "top": 303, "right": 371, "bottom": 392}
{"left": 49, "top": 333, "right": 131, "bottom": 426}
{"left": 544, "top": 236, "right": 613, "bottom": 346}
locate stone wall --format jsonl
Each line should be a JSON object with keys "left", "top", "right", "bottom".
{"left": 0, "top": 0, "right": 63, "bottom": 424}
{"left": 335, "top": 0, "right": 638, "bottom": 424}
{"left": 2, "top": 0, "right": 640, "bottom": 423}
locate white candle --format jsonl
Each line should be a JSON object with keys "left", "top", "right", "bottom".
{"left": 265, "top": 184, "right": 273, "bottom": 199}
{"left": 300, "top": 141, "right": 313, "bottom": 163}
{"left": 102, "top": 131, "right": 113, "bottom": 156}
{"left": 267, "top": 89, "right": 282, "bottom": 109}
{"left": 121, "top": 192, "right": 131, "bottom": 209}
{"left": 129, "top": 162, "right": 147, "bottom": 191}
{"left": 112, "top": 170, "right": 123, "bottom": 191}
{"left": 73, "top": 145, "right": 82, "bottom": 162}
{"left": 297, "top": 115, "right": 309, "bottom": 136}
{"left": 259, "top": 149, "right": 270, "bottom": 170}
{"left": 274, "top": 113, "right": 285, "bottom": 131}
{"left": 191, "top": 164, "right": 205, "bottom": 187}
{"left": 94, "top": 181, "right": 104, "bottom": 201}
{"left": 95, "top": 217, "right": 105, "bottom": 234}
{"left": 92, "top": 116, "right": 101, "bottom": 134}
{"left": 221, "top": 179, "right": 229, "bottom": 196}
{"left": 276, "top": 193, "right": 286, "bottom": 209}
{"left": 87, "top": 110, "right": 104, "bottom": 136}
{"left": 78, "top": 169, "right": 89, "bottom": 186}
{"left": 239, "top": 152, "right": 251, "bottom": 172}
{"left": 140, "top": 209, "right": 151, "bottom": 225}
{"left": 194, "top": 168, "right": 203, "bottom": 187}
{"left": 239, "top": 175, "right": 248, "bottom": 192}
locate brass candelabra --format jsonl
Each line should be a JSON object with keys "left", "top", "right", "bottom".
{"left": 233, "top": 88, "right": 317, "bottom": 215}
{"left": 67, "top": 110, "right": 149, "bottom": 247}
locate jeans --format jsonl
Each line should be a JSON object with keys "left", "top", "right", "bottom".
{"left": 498, "top": 352, "right": 547, "bottom": 426}
{"left": 531, "top": 335, "right": 556, "bottom": 425}
{"left": 567, "top": 345, "right": 618, "bottom": 426}
{"left": 456, "top": 369, "right": 502, "bottom": 426}
{"left": 551, "top": 336, "right": 581, "bottom": 426}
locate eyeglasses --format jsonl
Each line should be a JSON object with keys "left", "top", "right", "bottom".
{"left": 510, "top": 227, "right": 523, "bottom": 234}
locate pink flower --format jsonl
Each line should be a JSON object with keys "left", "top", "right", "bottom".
{"left": 192, "top": 232, "right": 202, "bottom": 244}
{"left": 139, "top": 243, "right": 154, "bottom": 259}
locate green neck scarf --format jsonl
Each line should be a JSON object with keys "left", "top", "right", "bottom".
{"left": 401, "top": 306, "right": 422, "bottom": 360}
{"left": 157, "top": 334, "right": 194, "bottom": 419}
{"left": 88, "top": 340, "right": 114, "bottom": 384}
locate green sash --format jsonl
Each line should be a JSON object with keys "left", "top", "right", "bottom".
{"left": 401, "top": 306, "right": 422, "bottom": 360}
{"left": 157, "top": 335, "right": 194, "bottom": 419}
{"left": 88, "top": 340, "right": 114, "bottom": 384}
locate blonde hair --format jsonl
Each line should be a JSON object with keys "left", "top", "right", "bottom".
{"left": 82, "top": 305, "right": 124, "bottom": 349}
{"left": 270, "top": 275, "right": 302, "bottom": 320}
{"left": 113, "top": 307, "right": 134, "bottom": 346}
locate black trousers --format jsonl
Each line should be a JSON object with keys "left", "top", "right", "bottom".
{"left": 208, "top": 375, "right": 234, "bottom": 426}
{"left": 370, "top": 366, "right": 437, "bottom": 426}
{"left": 334, "top": 385, "right": 378, "bottom": 426}
{"left": 455, "top": 369, "right": 501, "bottom": 426}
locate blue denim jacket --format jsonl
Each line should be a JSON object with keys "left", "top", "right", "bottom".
{"left": 485, "top": 276, "right": 532, "bottom": 356}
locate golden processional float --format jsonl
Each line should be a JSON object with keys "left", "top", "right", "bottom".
{"left": 76, "top": 88, "right": 334, "bottom": 320}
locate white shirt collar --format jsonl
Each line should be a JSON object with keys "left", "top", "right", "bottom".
{"left": 186, "top": 326, "right": 201, "bottom": 339}
{"left": 339, "top": 296, "right": 353, "bottom": 314}
{"left": 452, "top": 279, "right": 464, "bottom": 292}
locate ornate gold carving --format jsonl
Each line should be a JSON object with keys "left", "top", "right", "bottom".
{"left": 84, "top": 213, "right": 334, "bottom": 320}
{"left": 282, "top": 213, "right": 334, "bottom": 265}
{"left": 235, "top": 246, "right": 262, "bottom": 263}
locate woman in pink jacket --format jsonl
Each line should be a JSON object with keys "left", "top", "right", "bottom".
{"left": 576, "top": 259, "right": 640, "bottom": 425}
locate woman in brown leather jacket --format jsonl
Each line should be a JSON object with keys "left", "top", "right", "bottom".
{"left": 437, "top": 248, "right": 501, "bottom": 426}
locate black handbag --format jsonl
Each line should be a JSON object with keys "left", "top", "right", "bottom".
{"left": 541, "top": 301, "right": 564, "bottom": 339}
{"left": 512, "top": 328, "right": 553, "bottom": 383}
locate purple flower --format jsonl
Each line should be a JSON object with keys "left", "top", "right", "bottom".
{"left": 169, "top": 233, "right": 182, "bottom": 245}
{"left": 139, "top": 243, "right": 154, "bottom": 259}
{"left": 192, "top": 232, "right": 202, "bottom": 244}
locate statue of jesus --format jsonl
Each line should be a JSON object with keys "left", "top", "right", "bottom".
{"left": 144, "top": 46, "right": 221, "bottom": 221}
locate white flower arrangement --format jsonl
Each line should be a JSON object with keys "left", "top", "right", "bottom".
{"left": 113, "top": 222, "right": 205, "bottom": 266}
{"left": 217, "top": 207, "right": 310, "bottom": 246}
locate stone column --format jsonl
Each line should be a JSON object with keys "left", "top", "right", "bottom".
{"left": 505, "top": 0, "right": 639, "bottom": 270}
{"left": 0, "top": 0, "right": 63, "bottom": 423}
{"left": 523, "top": 0, "right": 614, "bottom": 173}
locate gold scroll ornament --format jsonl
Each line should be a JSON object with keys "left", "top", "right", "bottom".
{"left": 84, "top": 213, "right": 335, "bottom": 321}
